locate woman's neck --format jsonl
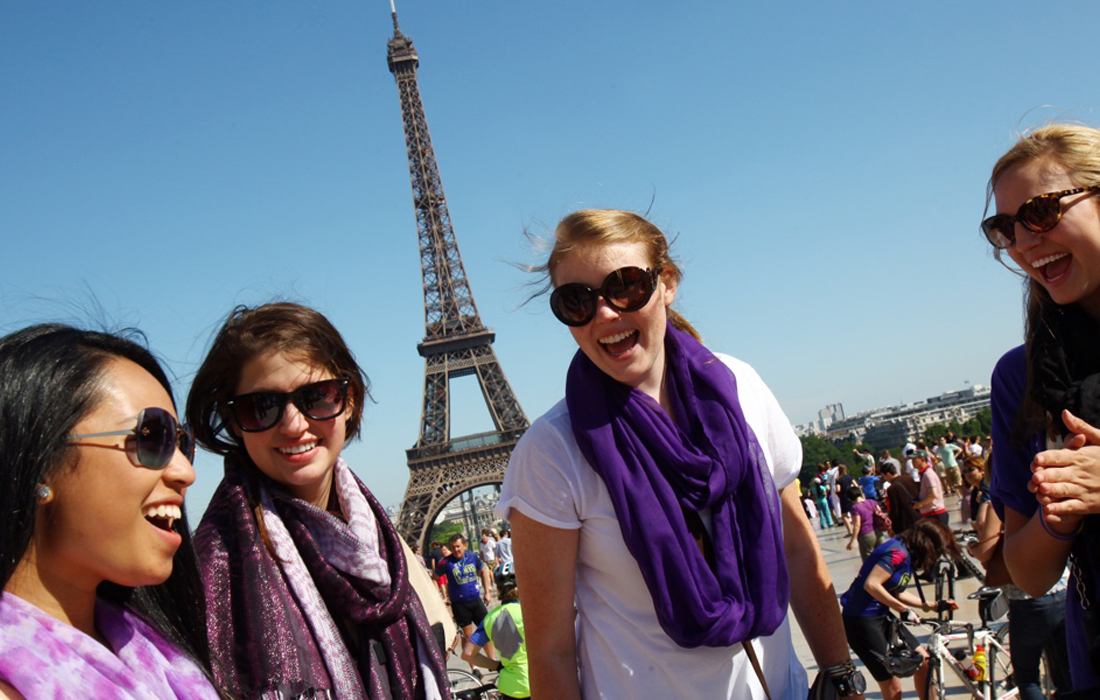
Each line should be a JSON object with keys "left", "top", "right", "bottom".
{"left": 5, "top": 553, "right": 106, "bottom": 646}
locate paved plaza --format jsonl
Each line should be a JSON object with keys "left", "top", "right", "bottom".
{"left": 797, "top": 504, "right": 989, "bottom": 699}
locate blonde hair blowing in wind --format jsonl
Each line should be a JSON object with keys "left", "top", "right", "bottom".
{"left": 542, "top": 209, "right": 700, "bottom": 341}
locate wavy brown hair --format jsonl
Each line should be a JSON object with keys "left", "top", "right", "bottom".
{"left": 186, "top": 302, "right": 370, "bottom": 460}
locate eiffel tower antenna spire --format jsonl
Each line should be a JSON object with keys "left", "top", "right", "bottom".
{"left": 389, "top": 0, "right": 400, "bottom": 35}
{"left": 386, "top": 14, "right": 528, "bottom": 546}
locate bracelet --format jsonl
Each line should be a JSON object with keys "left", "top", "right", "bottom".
{"left": 1039, "top": 511, "right": 1083, "bottom": 541}
{"left": 822, "top": 660, "right": 856, "bottom": 677}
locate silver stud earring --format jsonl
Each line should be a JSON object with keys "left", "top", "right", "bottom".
{"left": 35, "top": 484, "right": 52, "bottom": 500}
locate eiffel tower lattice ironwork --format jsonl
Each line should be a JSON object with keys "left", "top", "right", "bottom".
{"left": 386, "top": 7, "right": 529, "bottom": 546}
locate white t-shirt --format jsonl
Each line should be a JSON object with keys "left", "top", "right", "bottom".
{"left": 479, "top": 539, "right": 497, "bottom": 563}
{"left": 496, "top": 354, "right": 807, "bottom": 700}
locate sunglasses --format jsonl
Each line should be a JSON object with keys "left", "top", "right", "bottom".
{"left": 225, "top": 377, "right": 350, "bottom": 433}
{"left": 66, "top": 407, "right": 195, "bottom": 470}
{"left": 981, "top": 186, "right": 1100, "bottom": 249}
{"left": 550, "top": 266, "right": 661, "bottom": 327}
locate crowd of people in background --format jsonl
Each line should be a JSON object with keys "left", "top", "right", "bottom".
{"left": 801, "top": 435, "right": 992, "bottom": 539}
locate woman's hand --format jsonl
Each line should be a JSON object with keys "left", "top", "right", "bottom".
{"left": 1030, "top": 410, "right": 1100, "bottom": 522}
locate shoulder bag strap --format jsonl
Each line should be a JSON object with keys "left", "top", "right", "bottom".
{"left": 741, "top": 640, "right": 772, "bottom": 700}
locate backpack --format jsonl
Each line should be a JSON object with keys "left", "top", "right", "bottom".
{"left": 872, "top": 502, "right": 892, "bottom": 534}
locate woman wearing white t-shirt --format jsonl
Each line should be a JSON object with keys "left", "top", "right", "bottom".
{"left": 496, "top": 209, "right": 864, "bottom": 700}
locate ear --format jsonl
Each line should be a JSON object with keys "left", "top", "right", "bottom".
{"left": 344, "top": 394, "right": 357, "bottom": 431}
{"left": 35, "top": 482, "right": 55, "bottom": 504}
{"left": 660, "top": 270, "right": 678, "bottom": 307}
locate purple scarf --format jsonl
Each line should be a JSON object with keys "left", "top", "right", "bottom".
{"left": 566, "top": 323, "right": 788, "bottom": 648}
{"left": 0, "top": 593, "right": 219, "bottom": 699}
{"left": 195, "top": 457, "right": 449, "bottom": 699}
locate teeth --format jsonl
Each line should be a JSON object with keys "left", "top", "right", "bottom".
{"left": 599, "top": 330, "right": 634, "bottom": 345}
{"left": 143, "top": 504, "right": 181, "bottom": 521}
{"left": 278, "top": 441, "right": 317, "bottom": 455}
{"left": 1032, "top": 252, "right": 1069, "bottom": 268}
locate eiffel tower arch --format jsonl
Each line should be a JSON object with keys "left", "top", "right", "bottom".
{"left": 386, "top": 7, "right": 529, "bottom": 548}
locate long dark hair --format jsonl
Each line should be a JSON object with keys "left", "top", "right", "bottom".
{"left": 898, "top": 518, "right": 961, "bottom": 575}
{"left": 0, "top": 324, "right": 213, "bottom": 676}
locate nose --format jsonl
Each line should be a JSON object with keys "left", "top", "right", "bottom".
{"left": 592, "top": 294, "right": 622, "bottom": 322}
{"left": 1012, "top": 222, "right": 1042, "bottom": 251}
{"left": 277, "top": 399, "right": 310, "bottom": 434}
{"left": 163, "top": 448, "right": 196, "bottom": 490}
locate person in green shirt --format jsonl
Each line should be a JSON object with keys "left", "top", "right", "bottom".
{"left": 461, "top": 580, "right": 529, "bottom": 699}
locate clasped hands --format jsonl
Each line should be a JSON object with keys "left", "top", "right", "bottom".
{"left": 1030, "top": 409, "right": 1100, "bottom": 528}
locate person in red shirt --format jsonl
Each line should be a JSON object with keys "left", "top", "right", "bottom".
{"left": 912, "top": 451, "right": 949, "bottom": 528}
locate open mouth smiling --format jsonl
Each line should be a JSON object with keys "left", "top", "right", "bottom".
{"left": 278, "top": 440, "right": 317, "bottom": 456}
{"left": 1030, "top": 252, "right": 1071, "bottom": 282}
{"left": 598, "top": 330, "right": 638, "bottom": 356}
{"left": 142, "top": 503, "right": 181, "bottom": 532}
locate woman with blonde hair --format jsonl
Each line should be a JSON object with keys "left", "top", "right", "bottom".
{"left": 497, "top": 210, "right": 864, "bottom": 699}
{"left": 984, "top": 123, "right": 1100, "bottom": 695}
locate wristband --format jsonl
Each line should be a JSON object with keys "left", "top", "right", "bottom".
{"left": 1039, "top": 511, "right": 1083, "bottom": 541}
{"left": 822, "top": 659, "right": 856, "bottom": 677}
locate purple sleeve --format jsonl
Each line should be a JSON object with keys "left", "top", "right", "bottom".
{"left": 989, "top": 345, "right": 1042, "bottom": 520}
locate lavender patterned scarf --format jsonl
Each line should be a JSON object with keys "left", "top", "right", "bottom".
{"left": 0, "top": 592, "right": 219, "bottom": 699}
{"left": 566, "top": 323, "right": 788, "bottom": 648}
{"left": 196, "top": 457, "right": 448, "bottom": 699}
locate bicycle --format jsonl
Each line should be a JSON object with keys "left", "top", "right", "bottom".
{"left": 912, "top": 587, "right": 1052, "bottom": 699}
{"left": 446, "top": 668, "right": 501, "bottom": 699}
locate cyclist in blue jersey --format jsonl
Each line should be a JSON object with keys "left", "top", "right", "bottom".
{"left": 841, "top": 519, "right": 961, "bottom": 700}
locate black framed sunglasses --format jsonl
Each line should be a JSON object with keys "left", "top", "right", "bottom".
{"left": 981, "top": 186, "right": 1100, "bottom": 249}
{"left": 66, "top": 407, "right": 195, "bottom": 470}
{"left": 225, "top": 377, "right": 350, "bottom": 433}
{"left": 549, "top": 266, "right": 662, "bottom": 327}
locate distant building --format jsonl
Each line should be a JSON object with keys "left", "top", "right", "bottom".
{"left": 795, "top": 402, "right": 845, "bottom": 436}
{"left": 800, "top": 385, "right": 990, "bottom": 449}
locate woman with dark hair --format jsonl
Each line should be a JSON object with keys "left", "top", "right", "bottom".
{"left": 841, "top": 518, "right": 961, "bottom": 700}
{"left": 497, "top": 210, "right": 862, "bottom": 699}
{"left": 845, "top": 485, "right": 886, "bottom": 562}
{"left": 984, "top": 124, "right": 1100, "bottom": 695}
{"left": 0, "top": 324, "right": 218, "bottom": 698}
{"left": 188, "top": 302, "right": 448, "bottom": 700}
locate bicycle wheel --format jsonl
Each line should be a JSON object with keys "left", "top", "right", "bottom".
{"left": 924, "top": 654, "right": 946, "bottom": 700}
{"left": 933, "top": 559, "right": 956, "bottom": 620}
{"left": 448, "top": 668, "right": 483, "bottom": 693}
{"left": 989, "top": 624, "right": 1016, "bottom": 698}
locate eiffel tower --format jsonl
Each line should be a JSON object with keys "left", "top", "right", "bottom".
{"left": 386, "top": 6, "right": 529, "bottom": 547}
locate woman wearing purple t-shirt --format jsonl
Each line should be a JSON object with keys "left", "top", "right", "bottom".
{"left": 845, "top": 486, "right": 886, "bottom": 562}
{"left": 984, "top": 124, "right": 1100, "bottom": 695}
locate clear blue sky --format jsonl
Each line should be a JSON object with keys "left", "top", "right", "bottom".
{"left": 3, "top": 1, "right": 1098, "bottom": 516}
